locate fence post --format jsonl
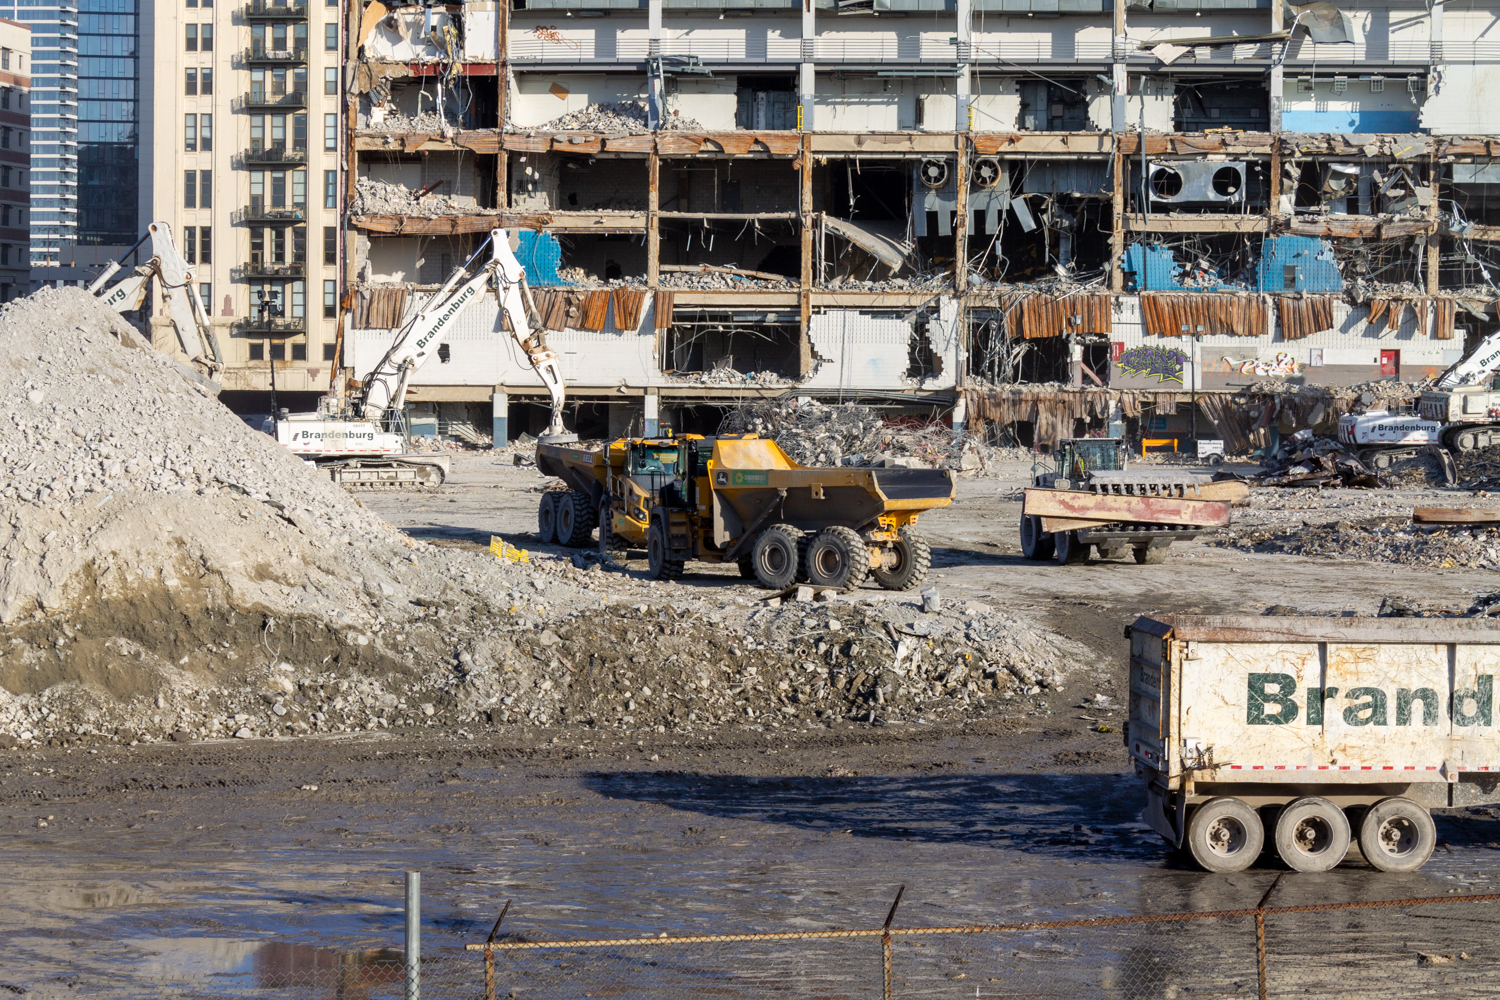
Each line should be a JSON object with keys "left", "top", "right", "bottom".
{"left": 484, "top": 900, "right": 512, "bottom": 1000}
{"left": 1255, "top": 873, "right": 1283, "bottom": 1000}
{"left": 882, "top": 885, "right": 906, "bottom": 1000}
{"left": 406, "top": 871, "right": 421, "bottom": 1000}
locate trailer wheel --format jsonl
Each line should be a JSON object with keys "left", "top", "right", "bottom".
{"left": 556, "top": 491, "right": 595, "bottom": 548}
{"left": 1274, "top": 796, "right": 1351, "bottom": 873}
{"left": 537, "top": 492, "right": 560, "bottom": 544}
{"left": 806, "top": 527, "right": 871, "bottom": 592}
{"left": 1019, "top": 515, "right": 1055, "bottom": 560}
{"left": 1133, "top": 544, "right": 1168, "bottom": 565}
{"left": 1054, "top": 530, "right": 1091, "bottom": 565}
{"left": 751, "top": 524, "right": 802, "bottom": 590}
{"left": 647, "top": 519, "right": 684, "bottom": 581}
{"left": 1186, "top": 797, "right": 1264, "bottom": 873}
{"left": 1357, "top": 797, "right": 1436, "bottom": 872}
{"left": 871, "top": 527, "right": 931, "bottom": 591}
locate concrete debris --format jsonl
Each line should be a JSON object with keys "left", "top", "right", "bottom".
{"left": 719, "top": 399, "right": 998, "bottom": 473}
{"left": 660, "top": 270, "right": 795, "bottom": 291}
{"left": 1377, "top": 592, "right": 1500, "bottom": 618}
{"left": 363, "top": 111, "right": 490, "bottom": 135}
{"left": 1213, "top": 518, "right": 1500, "bottom": 569}
{"left": 670, "top": 367, "right": 793, "bottom": 388}
{"left": 352, "top": 178, "right": 479, "bottom": 217}
{"left": 556, "top": 267, "right": 648, "bottom": 289}
{"left": 525, "top": 102, "right": 703, "bottom": 134}
{"left": 1254, "top": 429, "right": 1382, "bottom": 488}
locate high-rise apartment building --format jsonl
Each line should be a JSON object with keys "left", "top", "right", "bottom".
{"left": 0, "top": 20, "right": 28, "bottom": 299}
{"left": 6, "top": 0, "right": 135, "bottom": 268}
{"left": 144, "top": 0, "right": 342, "bottom": 404}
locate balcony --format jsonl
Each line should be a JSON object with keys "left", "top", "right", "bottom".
{"left": 232, "top": 205, "right": 306, "bottom": 225}
{"left": 233, "top": 90, "right": 307, "bottom": 112}
{"left": 234, "top": 316, "right": 307, "bottom": 337}
{"left": 242, "top": 45, "right": 308, "bottom": 65}
{"left": 235, "top": 146, "right": 308, "bottom": 168}
{"left": 234, "top": 261, "right": 306, "bottom": 280}
{"left": 243, "top": 0, "right": 308, "bottom": 19}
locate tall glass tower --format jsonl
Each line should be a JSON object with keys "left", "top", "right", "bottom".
{"left": 6, "top": 0, "right": 135, "bottom": 267}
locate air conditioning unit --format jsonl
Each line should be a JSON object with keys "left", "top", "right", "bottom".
{"left": 1147, "top": 161, "right": 1246, "bottom": 208}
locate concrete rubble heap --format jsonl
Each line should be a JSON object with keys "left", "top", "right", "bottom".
{"left": 1213, "top": 515, "right": 1500, "bottom": 570}
{"left": 721, "top": 399, "right": 983, "bottom": 471}
{"left": 0, "top": 289, "right": 1085, "bottom": 749}
{"left": 352, "top": 178, "right": 478, "bottom": 218}
{"left": 529, "top": 101, "right": 703, "bottom": 133}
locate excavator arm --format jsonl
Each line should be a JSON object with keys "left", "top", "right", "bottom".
{"left": 89, "top": 222, "right": 224, "bottom": 384}
{"left": 1436, "top": 328, "right": 1500, "bottom": 389}
{"left": 357, "top": 228, "right": 571, "bottom": 438}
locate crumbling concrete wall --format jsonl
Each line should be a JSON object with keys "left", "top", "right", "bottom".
{"left": 802, "top": 305, "right": 959, "bottom": 392}
{"left": 1420, "top": 64, "right": 1500, "bottom": 135}
{"left": 1087, "top": 79, "right": 1174, "bottom": 132}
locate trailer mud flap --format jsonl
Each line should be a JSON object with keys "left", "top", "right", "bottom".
{"left": 1143, "top": 786, "right": 1182, "bottom": 847}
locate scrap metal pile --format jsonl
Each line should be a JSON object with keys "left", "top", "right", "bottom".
{"left": 1255, "top": 429, "right": 1383, "bottom": 488}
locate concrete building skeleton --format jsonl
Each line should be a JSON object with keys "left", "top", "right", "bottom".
{"left": 339, "top": 0, "right": 1500, "bottom": 448}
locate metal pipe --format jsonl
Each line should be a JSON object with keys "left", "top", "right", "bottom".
{"left": 405, "top": 871, "right": 421, "bottom": 1000}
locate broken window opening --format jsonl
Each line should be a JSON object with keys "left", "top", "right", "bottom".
{"left": 550, "top": 233, "right": 649, "bottom": 289}
{"left": 660, "top": 158, "right": 798, "bottom": 214}
{"left": 906, "top": 310, "right": 943, "bottom": 382}
{"left": 558, "top": 155, "right": 649, "bottom": 212}
{"left": 969, "top": 195, "right": 1110, "bottom": 284}
{"left": 1017, "top": 79, "right": 1089, "bottom": 131}
{"left": 658, "top": 218, "right": 800, "bottom": 289}
{"left": 665, "top": 315, "right": 802, "bottom": 380}
{"left": 735, "top": 76, "right": 797, "bottom": 130}
{"left": 356, "top": 151, "right": 499, "bottom": 212}
{"left": 1172, "top": 79, "right": 1268, "bottom": 133}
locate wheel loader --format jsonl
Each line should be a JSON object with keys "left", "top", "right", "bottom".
{"left": 534, "top": 434, "right": 955, "bottom": 591}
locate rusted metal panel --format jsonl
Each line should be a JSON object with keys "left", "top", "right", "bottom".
{"left": 1022, "top": 488, "right": 1230, "bottom": 527}
{"left": 817, "top": 132, "right": 964, "bottom": 155}
{"left": 653, "top": 290, "right": 675, "bottom": 330}
{"left": 1127, "top": 216, "right": 1268, "bottom": 234}
{"left": 1001, "top": 290, "right": 1112, "bottom": 339}
{"left": 1274, "top": 295, "right": 1337, "bottom": 341}
{"left": 1139, "top": 293, "right": 1268, "bottom": 338}
{"left": 612, "top": 289, "right": 649, "bottom": 331}
{"left": 1414, "top": 507, "right": 1500, "bottom": 525}
{"left": 579, "top": 291, "right": 611, "bottom": 332}
{"left": 503, "top": 134, "right": 552, "bottom": 154}
{"left": 1434, "top": 297, "right": 1457, "bottom": 340}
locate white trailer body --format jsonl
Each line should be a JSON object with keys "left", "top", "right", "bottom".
{"left": 1127, "top": 616, "right": 1500, "bottom": 873}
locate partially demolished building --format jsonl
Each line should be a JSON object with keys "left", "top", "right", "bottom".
{"left": 342, "top": 0, "right": 1500, "bottom": 449}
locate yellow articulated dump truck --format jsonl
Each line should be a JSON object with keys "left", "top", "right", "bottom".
{"left": 535, "top": 434, "right": 955, "bottom": 590}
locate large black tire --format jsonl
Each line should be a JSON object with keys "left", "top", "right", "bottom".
{"left": 1274, "top": 796, "right": 1351, "bottom": 873}
{"left": 556, "top": 490, "right": 595, "bottom": 548}
{"left": 1055, "top": 530, "right": 1091, "bottom": 565}
{"left": 1020, "top": 514, "right": 1055, "bottom": 561}
{"left": 537, "top": 491, "right": 560, "bottom": 544}
{"left": 646, "top": 518, "right": 684, "bottom": 580}
{"left": 1357, "top": 797, "right": 1435, "bottom": 872}
{"left": 871, "top": 527, "right": 931, "bottom": 592}
{"left": 1186, "top": 797, "right": 1264, "bottom": 874}
{"left": 751, "top": 523, "right": 801, "bottom": 590}
{"left": 599, "top": 502, "right": 624, "bottom": 560}
{"left": 805, "top": 527, "right": 871, "bottom": 592}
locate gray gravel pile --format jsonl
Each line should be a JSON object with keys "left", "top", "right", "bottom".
{"left": 352, "top": 178, "right": 478, "bottom": 217}
{"left": 1209, "top": 518, "right": 1500, "bottom": 569}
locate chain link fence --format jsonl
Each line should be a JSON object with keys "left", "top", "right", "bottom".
{"left": 54, "top": 890, "right": 1500, "bottom": 1000}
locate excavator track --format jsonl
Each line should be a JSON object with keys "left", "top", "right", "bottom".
{"left": 322, "top": 459, "right": 447, "bottom": 489}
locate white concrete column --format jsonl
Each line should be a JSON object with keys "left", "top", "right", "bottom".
{"left": 491, "top": 391, "right": 508, "bottom": 448}
{"left": 956, "top": 0, "right": 972, "bottom": 130}
{"left": 1430, "top": 0, "right": 1444, "bottom": 93}
{"left": 1269, "top": 0, "right": 1284, "bottom": 132}
{"left": 643, "top": 391, "right": 660, "bottom": 436}
{"left": 648, "top": 0, "right": 664, "bottom": 128}
{"left": 799, "top": 0, "right": 815, "bottom": 130}
{"left": 951, "top": 394, "right": 968, "bottom": 438}
{"left": 1111, "top": 0, "right": 1127, "bottom": 132}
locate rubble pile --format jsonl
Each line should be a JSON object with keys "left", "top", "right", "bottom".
{"left": 719, "top": 399, "right": 986, "bottom": 472}
{"left": 1211, "top": 518, "right": 1500, "bottom": 570}
{"left": 351, "top": 178, "right": 478, "bottom": 217}
{"left": 660, "top": 271, "right": 796, "bottom": 290}
{"left": 556, "top": 267, "right": 648, "bottom": 289}
{"left": 1456, "top": 444, "right": 1500, "bottom": 491}
{"left": 364, "top": 110, "right": 483, "bottom": 134}
{"left": 0, "top": 289, "right": 1082, "bottom": 748}
{"left": 1376, "top": 592, "right": 1500, "bottom": 618}
{"left": 528, "top": 102, "right": 703, "bottom": 133}
{"left": 1255, "top": 429, "right": 1383, "bottom": 488}
{"left": 671, "top": 367, "right": 794, "bottom": 388}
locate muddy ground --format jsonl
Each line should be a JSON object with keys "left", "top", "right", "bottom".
{"left": 4, "top": 454, "right": 1500, "bottom": 995}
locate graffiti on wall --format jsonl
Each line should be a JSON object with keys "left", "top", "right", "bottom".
{"left": 1218, "top": 352, "right": 1302, "bottom": 377}
{"left": 1116, "top": 345, "right": 1187, "bottom": 384}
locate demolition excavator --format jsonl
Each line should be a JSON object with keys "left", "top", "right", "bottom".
{"left": 88, "top": 221, "right": 225, "bottom": 390}
{"left": 276, "top": 228, "right": 572, "bottom": 487}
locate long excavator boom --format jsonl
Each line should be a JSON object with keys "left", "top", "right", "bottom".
{"left": 1436, "top": 328, "right": 1500, "bottom": 389}
{"left": 355, "top": 228, "right": 571, "bottom": 438}
{"left": 89, "top": 222, "right": 224, "bottom": 386}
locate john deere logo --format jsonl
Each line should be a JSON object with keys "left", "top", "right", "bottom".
{"left": 714, "top": 471, "right": 728, "bottom": 486}
{"left": 729, "top": 471, "right": 769, "bottom": 487}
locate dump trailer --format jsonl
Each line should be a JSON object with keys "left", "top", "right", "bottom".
{"left": 1020, "top": 438, "right": 1242, "bottom": 565}
{"left": 1127, "top": 614, "right": 1500, "bottom": 874}
{"left": 535, "top": 434, "right": 955, "bottom": 590}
